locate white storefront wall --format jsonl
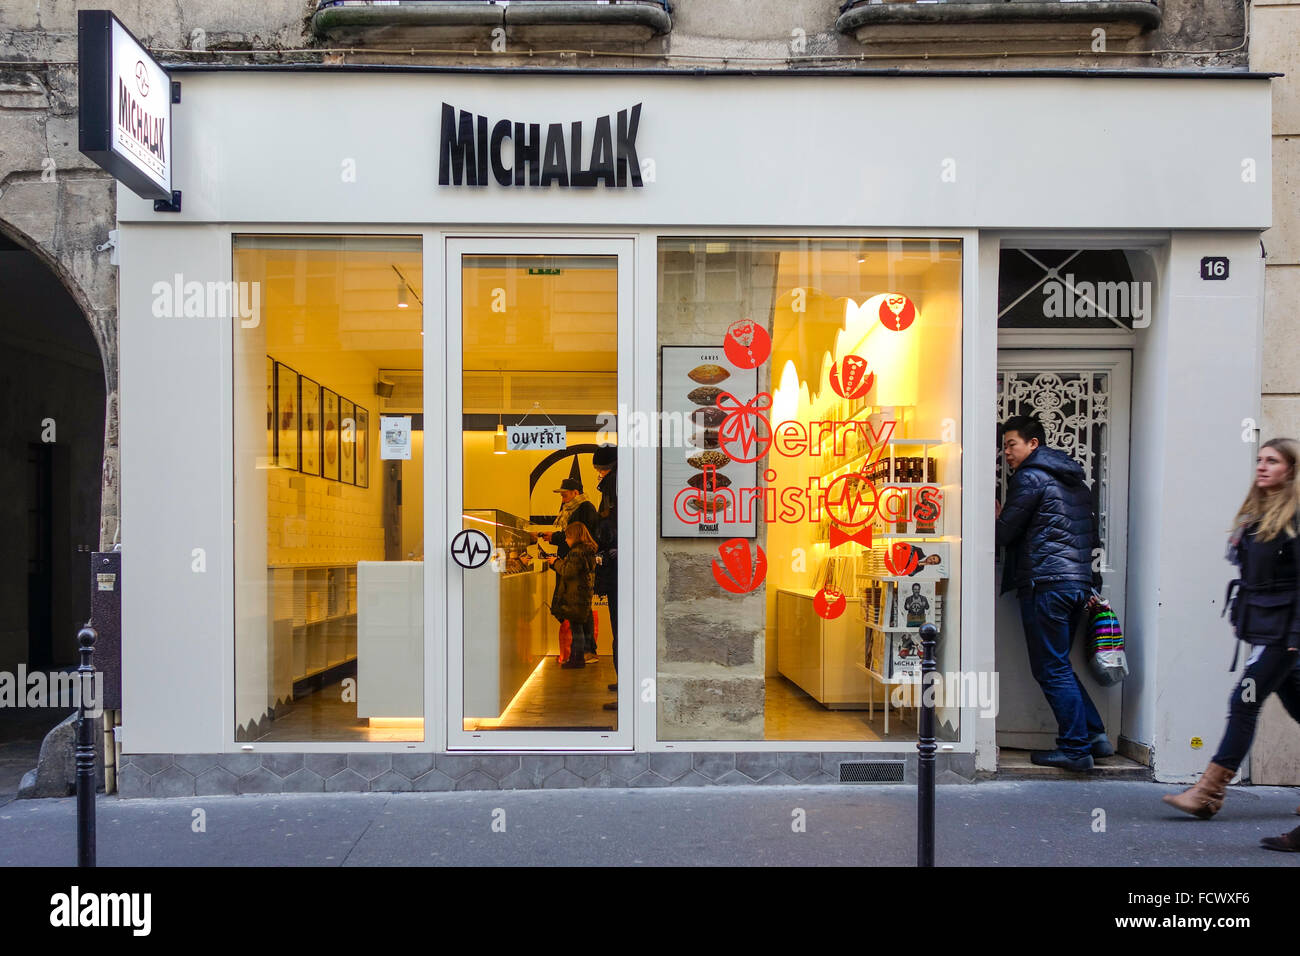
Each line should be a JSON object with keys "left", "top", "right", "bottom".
{"left": 117, "top": 72, "right": 1270, "bottom": 779}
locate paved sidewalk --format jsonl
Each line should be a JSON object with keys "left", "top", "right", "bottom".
{"left": 2, "top": 780, "right": 1298, "bottom": 866}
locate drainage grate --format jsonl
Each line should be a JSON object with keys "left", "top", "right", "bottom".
{"left": 839, "top": 760, "right": 905, "bottom": 783}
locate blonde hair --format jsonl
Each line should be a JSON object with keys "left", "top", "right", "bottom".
{"left": 1233, "top": 438, "right": 1300, "bottom": 541}
{"left": 565, "top": 522, "right": 597, "bottom": 550}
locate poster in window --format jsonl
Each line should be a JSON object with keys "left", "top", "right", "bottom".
{"left": 340, "top": 398, "right": 355, "bottom": 484}
{"left": 274, "top": 362, "right": 299, "bottom": 471}
{"left": 355, "top": 404, "right": 369, "bottom": 488}
{"left": 659, "top": 346, "right": 758, "bottom": 538}
{"left": 322, "top": 388, "right": 340, "bottom": 481}
{"left": 299, "top": 376, "right": 321, "bottom": 477}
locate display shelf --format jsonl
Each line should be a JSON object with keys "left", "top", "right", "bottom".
{"left": 854, "top": 661, "right": 917, "bottom": 736}
{"left": 818, "top": 437, "right": 947, "bottom": 482}
{"left": 854, "top": 660, "right": 918, "bottom": 686}
{"left": 269, "top": 562, "right": 361, "bottom": 692}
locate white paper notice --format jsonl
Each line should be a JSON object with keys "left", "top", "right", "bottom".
{"left": 380, "top": 416, "right": 412, "bottom": 460}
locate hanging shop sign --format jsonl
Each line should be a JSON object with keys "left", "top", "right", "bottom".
{"left": 77, "top": 10, "right": 173, "bottom": 201}
{"left": 506, "top": 425, "right": 567, "bottom": 450}
{"left": 438, "top": 103, "right": 644, "bottom": 189}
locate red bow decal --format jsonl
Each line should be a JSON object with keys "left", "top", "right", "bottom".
{"left": 828, "top": 526, "right": 873, "bottom": 549}
{"left": 716, "top": 391, "right": 773, "bottom": 465}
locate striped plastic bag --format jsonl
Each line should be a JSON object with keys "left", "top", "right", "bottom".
{"left": 1085, "top": 591, "right": 1129, "bottom": 685}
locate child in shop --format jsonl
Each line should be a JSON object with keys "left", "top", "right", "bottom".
{"left": 552, "top": 522, "right": 598, "bottom": 669}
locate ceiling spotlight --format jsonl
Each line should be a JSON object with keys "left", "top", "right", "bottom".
{"left": 397, "top": 283, "right": 409, "bottom": 309}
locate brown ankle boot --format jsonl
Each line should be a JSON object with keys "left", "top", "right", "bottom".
{"left": 1261, "top": 824, "right": 1300, "bottom": 852}
{"left": 1161, "top": 762, "right": 1234, "bottom": 819}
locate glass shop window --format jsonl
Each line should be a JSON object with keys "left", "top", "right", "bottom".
{"left": 233, "top": 235, "right": 424, "bottom": 743}
{"left": 655, "top": 237, "right": 963, "bottom": 743}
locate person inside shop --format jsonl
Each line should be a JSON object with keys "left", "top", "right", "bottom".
{"left": 995, "top": 414, "right": 1111, "bottom": 772}
{"left": 551, "top": 522, "right": 599, "bottom": 670}
{"left": 539, "top": 476, "right": 602, "bottom": 662}
{"left": 592, "top": 446, "right": 619, "bottom": 710}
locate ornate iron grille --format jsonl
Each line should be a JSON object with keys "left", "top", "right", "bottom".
{"left": 996, "top": 369, "right": 1111, "bottom": 551}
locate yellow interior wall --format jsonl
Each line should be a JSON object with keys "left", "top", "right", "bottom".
{"left": 398, "top": 429, "right": 425, "bottom": 559}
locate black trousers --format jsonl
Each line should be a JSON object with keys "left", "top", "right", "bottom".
{"left": 1210, "top": 644, "right": 1300, "bottom": 771}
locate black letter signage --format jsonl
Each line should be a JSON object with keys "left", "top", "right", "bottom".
{"left": 439, "top": 103, "right": 645, "bottom": 190}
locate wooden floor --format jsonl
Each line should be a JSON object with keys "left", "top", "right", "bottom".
{"left": 765, "top": 676, "right": 894, "bottom": 741}
{"left": 466, "top": 655, "right": 618, "bottom": 731}
{"left": 252, "top": 667, "right": 930, "bottom": 743}
{"left": 256, "top": 685, "right": 424, "bottom": 743}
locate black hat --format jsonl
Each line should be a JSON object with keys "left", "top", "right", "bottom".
{"left": 555, "top": 478, "right": 582, "bottom": 492}
{"left": 593, "top": 446, "right": 617, "bottom": 468}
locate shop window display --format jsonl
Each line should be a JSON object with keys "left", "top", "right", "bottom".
{"left": 233, "top": 236, "right": 424, "bottom": 742}
{"left": 656, "top": 238, "right": 962, "bottom": 742}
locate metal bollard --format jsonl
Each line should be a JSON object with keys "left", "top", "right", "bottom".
{"left": 76, "top": 625, "right": 97, "bottom": 868}
{"left": 916, "top": 623, "right": 938, "bottom": 868}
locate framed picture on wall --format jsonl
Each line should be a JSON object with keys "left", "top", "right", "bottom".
{"left": 340, "top": 397, "right": 356, "bottom": 484}
{"left": 274, "top": 361, "right": 299, "bottom": 471}
{"left": 266, "top": 356, "right": 275, "bottom": 466}
{"left": 322, "top": 388, "right": 340, "bottom": 481}
{"left": 300, "top": 376, "right": 321, "bottom": 476}
{"left": 355, "top": 404, "right": 370, "bottom": 488}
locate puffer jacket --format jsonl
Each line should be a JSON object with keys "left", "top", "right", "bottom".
{"left": 1226, "top": 522, "right": 1300, "bottom": 647}
{"left": 551, "top": 543, "right": 595, "bottom": 622}
{"left": 996, "top": 446, "right": 1100, "bottom": 595}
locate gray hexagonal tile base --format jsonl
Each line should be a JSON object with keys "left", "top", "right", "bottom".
{"left": 113, "top": 751, "right": 975, "bottom": 796}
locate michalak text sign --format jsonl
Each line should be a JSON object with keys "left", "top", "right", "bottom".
{"left": 77, "top": 10, "right": 173, "bottom": 201}
{"left": 438, "top": 103, "right": 644, "bottom": 189}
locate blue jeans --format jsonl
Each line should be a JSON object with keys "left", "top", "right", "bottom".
{"left": 1018, "top": 585, "right": 1106, "bottom": 759}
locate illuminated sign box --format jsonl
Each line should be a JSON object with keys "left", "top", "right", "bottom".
{"left": 78, "top": 9, "right": 173, "bottom": 202}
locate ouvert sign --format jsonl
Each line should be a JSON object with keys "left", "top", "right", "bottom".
{"left": 77, "top": 9, "right": 173, "bottom": 202}
{"left": 438, "top": 102, "right": 645, "bottom": 188}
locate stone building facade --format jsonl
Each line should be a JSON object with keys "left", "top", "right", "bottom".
{"left": 2, "top": 0, "right": 1295, "bottom": 788}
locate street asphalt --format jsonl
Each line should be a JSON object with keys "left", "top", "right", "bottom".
{"left": 1, "top": 779, "right": 1298, "bottom": 867}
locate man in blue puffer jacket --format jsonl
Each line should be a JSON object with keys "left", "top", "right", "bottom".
{"left": 996, "top": 415, "right": 1110, "bottom": 772}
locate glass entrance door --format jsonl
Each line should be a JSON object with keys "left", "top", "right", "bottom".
{"left": 445, "top": 238, "right": 632, "bottom": 750}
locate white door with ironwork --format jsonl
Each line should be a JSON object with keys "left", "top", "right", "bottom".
{"left": 994, "top": 350, "right": 1131, "bottom": 751}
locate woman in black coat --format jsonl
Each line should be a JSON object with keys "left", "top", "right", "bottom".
{"left": 1163, "top": 438, "right": 1300, "bottom": 851}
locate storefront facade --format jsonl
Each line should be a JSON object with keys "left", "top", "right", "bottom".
{"left": 112, "top": 69, "right": 1272, "bottom": 793}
